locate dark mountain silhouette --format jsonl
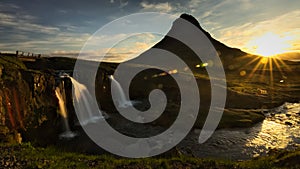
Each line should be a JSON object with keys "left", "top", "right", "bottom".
{"left": 127, "top": 13, "right": 296, "bottom": 73}
{"left": 127, "top": 14, "right": 255, "bottom": 71}
{"left": 122, "top": 13, "right": 299, "bottom": 109}
{"left": 177, "top": 14, "right": 246, "bottom": 58}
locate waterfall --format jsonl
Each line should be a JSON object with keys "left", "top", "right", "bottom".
{"left": 55, "top": 82, "right": 76, "bottom": 139}
{"left": 68, "top": 76, "right": 106, "bottom": 126}
{"left": 108, "top": 75, "right": 132, "bottom": 108}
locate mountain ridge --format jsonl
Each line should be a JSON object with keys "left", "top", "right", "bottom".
{"left": 178, "top": 13, "right": 246, "bottom": 56}
{"left": 140, "top": 13, "right": 250, "bottom": 71}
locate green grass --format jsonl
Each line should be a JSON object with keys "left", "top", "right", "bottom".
{"left": 0, "top": 143, "right": 299, "bottom": 169}
{"left": 0, "top": 55, "right": 27, "bottom": 70}
{"left": 238, "top": 149, "right": 300, "bottom": 169}
{"left": 0, "top": 143, "right": 234, "bottom": 169}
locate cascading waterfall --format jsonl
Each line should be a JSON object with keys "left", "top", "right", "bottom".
{"left": 67, "top": 76, "right": 106, "bottom": 126}
{"left": 108, "top": 75, "right": 132, "bottom": 108}
{"left": 55, "top": 82, "right": 76, "bottom": 139}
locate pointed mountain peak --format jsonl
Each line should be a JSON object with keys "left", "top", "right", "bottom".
{"left": 152, "top": 13, "right": 246, "bottom": 66}
{"left": 179, "top": 13, "right": 202, "bottom": 29}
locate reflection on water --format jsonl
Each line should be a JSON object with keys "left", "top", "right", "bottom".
{"left": 178, "top": 102, "right": 300, "bottom": 160}
{"left": 247, "top": 103, "right": 300, "bottom": 157}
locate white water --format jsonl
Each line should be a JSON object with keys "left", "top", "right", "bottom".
{"left": 55, "top": 85, "right": 76, "bottom": 139}
{"left": 69, "top": 76, "right": 106, "bottom": 126}
{"left": 108, "top": 75, "right": 132, "bottom": 108}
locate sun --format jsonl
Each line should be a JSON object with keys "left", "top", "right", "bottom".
{"left": 246, "top": 32, "right": 292, "bottom": 57}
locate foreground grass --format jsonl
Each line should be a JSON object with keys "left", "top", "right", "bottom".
{"left": 0, "top": 143, "right": 299, "bottom": 169}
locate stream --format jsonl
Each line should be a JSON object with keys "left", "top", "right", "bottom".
{"left": 59, "top": 102, "right": 300, "bottom": 160}
{"left": 178, "top": 102, "right": 300, "bottom": 160}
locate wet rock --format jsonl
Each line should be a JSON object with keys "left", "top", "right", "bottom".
{"left": 285, "top": 113, "right": 291, "bottom": 117}
{"left": 244, "top": 130, "right": 251, "bottom": 134}
{"left": 285, "top": 121, "right": 293, "bottom": 126}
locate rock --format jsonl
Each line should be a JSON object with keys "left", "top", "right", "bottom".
{"left": 285, "top": 113, "right": 291, "bottom": 117}
{"left": 0, "top": 57, "right": 58, "bottom": 144}
{"left": 244, "top": 130, "right": 251, "bottom": 134}
{"left": 285, "top": 121, "right": 293, "bottom": 126}
{"left": 0, "top": 65, "right": 3, "bottom": 77}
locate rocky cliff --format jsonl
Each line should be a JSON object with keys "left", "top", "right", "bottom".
{"left": 0, "top": 56, "right": 58, "bottom": 144}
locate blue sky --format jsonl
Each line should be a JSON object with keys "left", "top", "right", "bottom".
{"left": 0, "top": 0, "right": 299, "bottom": 61}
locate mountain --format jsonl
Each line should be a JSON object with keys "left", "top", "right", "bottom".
{"left": 162, "top": 14, "right": 246, "bottom": 57}
{"left": 123, "top": 13, "right": 300, "bottom": 108}
{"left": 6, "top": 13, "right": 298, "bottom": 134}
{"left": 126, "top": 13, "right": 298, "bottom": 74}
{"left": 124, "top": 13, "right": 260, "bottom": 73}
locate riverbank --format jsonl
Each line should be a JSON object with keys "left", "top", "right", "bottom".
{"left": 0, "top": 143, "right": 299, "bottom": 169}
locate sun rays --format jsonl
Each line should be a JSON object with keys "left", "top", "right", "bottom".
{"left": 237, "top": 32, "right": 293, "bottom": 85}
{"left": 244, "top": 55, "right": 291, "bottom": 80}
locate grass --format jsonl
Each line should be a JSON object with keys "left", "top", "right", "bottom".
{"left": 0, "top": 55, "right": 27, "bottom": 70}
{"left": 0, "top": 143, "right": 299, "bottom": 169}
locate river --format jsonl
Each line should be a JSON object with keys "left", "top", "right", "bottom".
{"left": 178, "top": 102, "right": 300, "bottom": 160}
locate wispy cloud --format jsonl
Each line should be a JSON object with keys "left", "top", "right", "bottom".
{"left": 0, "top": 0, "right": 299, "bottom": 60}
{"left": 51, "top": 33, "right": 159, "bottom": 62}
{"left": 0, "top": 2, "right": 20, "bottom": 10}
{"left": 218, "top": 10, "right": 300, "bottom": 52}
{"left": 0, "top": 8, "right": 59, "bottom": 35}
{"left": 0, "top": 2, "right": 87, "bottom": 53}
{"left": 140, "top": 2, "right": 173, "bottom": 13}
{"left": 119, "top": 0, "right": 129, "bottom": 8}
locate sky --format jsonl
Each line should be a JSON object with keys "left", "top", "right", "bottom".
{"left": 0, "top": 0, "right": 299, "bottom": 61}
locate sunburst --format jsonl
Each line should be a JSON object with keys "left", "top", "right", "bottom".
{"left": 240, "top": 32, "right": 294, "bottom": 101}
{"left": 246, "top": 32, "right": 293, "bottom": 57}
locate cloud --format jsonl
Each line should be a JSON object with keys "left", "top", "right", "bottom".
{"left": 0, "top": 31, "right": 91, "bottom": 53}
{"left": 0, "top": 12, "right": 60, "bottom": 34}
{"left": 140, "top": 2, "right": 173, "bottom": 13}
{"left": 51, "top": 33, "right": 159, "bottom": 62}
{"left": 119, "top": 0, "right": 129, "bottom": 8}
{"left": 0, "top": 2, "right": 20, "bottom": 11}
{"left": 0, "top": 2, "right": 60, "bottom": 43}
{"left": 1, "top": 0, "right": 299, "bottom": 58}
{"left": 0, "top": 2, "right": 86, "bottom": 53}
{"left": 218, "top": 10, "right": 300, "bottom": 53}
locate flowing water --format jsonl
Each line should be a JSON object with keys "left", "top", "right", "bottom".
{"left": 56, "top": 74, "right": 300, "bottom": 159}
{"left": 178, "top": 102, "right": 300, "bottom": 160}
{"left": 108, "top": 75, "right": 132, "bottom": 108}
{"left": 68, "top": 76, "right": 106, "bottom": 126}
{"left": 55, "top": 84, "right": 76, "bottom": 139}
